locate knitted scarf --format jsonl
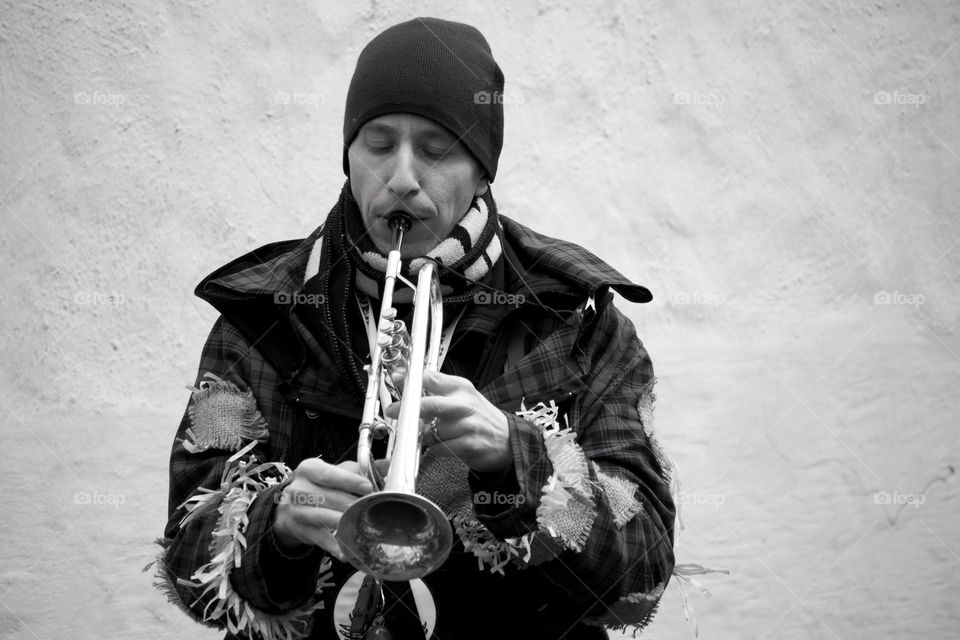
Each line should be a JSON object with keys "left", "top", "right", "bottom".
{"left": 299, "top": 181, "right": 503, "bottom": 394}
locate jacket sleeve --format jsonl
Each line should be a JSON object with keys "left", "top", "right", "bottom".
{"left": 467, "top": 294, "right": 676, "bottom": 632}
{"left": 155, "top": 316, "right": 330, "bottom": 639}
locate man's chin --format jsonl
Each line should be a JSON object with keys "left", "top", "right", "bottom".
{"left": 367, "top": 236, "right": 436, "bottom": 259}
{"left": 393, "top": 229, "right": 442, "bottom": 258}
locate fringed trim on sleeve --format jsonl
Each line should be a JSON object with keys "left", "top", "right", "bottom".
{"left": 453, "top": 401, "right": 600, "bottom": 573}
{"left": 165, "top": 444, "right": 333, "bottom": 640}
{"left": 452, "top": 515, "right": 535, "bottom": 575}
{"left": 592, "top": 462, "right": 645, "bottom": 528}
{"left": 672, "top": 563, "right": 731, "bottom": 637}
{"left": 662, "top": 445, "right": 730, "bottom": 637}
{"left": 452, "top": 514, "right": 565, "bottom": 573}
{"left": 147, "top": 538, "right": 224, "bottom": 633}
{"left": 183, "top": 372, "right": 270, "bottom": 454}
{"left": 583, "top": 582, "right": 666, "bottom": 637}
{"left": 518, "top": 401, "right": 598, "bottom": 553}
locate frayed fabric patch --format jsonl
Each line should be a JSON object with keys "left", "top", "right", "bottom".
{"left": 416, "top": 454, "right": 474, "bottom": 522}
{"left": 636, "top": 378, "right": 656, "bottom": 434}
{"left": 183, "top": 372, "right": 269, "bottom": 453}
{"left": 165, "top": 446, "right": 333, "bottom": 640}
{"left": 593, "top": 462, "right": 644, "bottom": 528}
{"left": 517, "top": 401, "right": 597, "bottom": 554}
{"left": 637, "top": 377, "right": 672, "bottom": 485}
{"left": 418, "top": 454, "right": 558, "bottom": 573}
{"left": 584, "top": 582, "right": 666, "bottom": 637}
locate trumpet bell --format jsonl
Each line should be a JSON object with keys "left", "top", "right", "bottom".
{"left": 337, "top": 491, "right": 453, "bottom": 581}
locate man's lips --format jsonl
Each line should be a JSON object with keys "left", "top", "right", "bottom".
{"left": 378, "top": 210, "right": 430, "bottom": 224}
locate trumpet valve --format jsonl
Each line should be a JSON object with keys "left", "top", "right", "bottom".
{"left": 371, "top": 419, "right": 392, "bottom": 440}
{"left": 378, "top": 321, "right": 411, "bottom": 371}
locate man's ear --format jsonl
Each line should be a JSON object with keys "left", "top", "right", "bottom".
{"left": 475, "top": 178, "right": 489, "bottom": 197}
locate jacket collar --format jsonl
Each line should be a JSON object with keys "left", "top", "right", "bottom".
{"left": 195, "top": 225, "right": 322, "bottom": 304}
{"left": 196, "top": 218, "right": 650, "bottom": 306}
{"left": 192, "top": 217, "right": 651, "bottom": 383}
{"left": 498, "top": 215, "right": 652, "bottom": 303}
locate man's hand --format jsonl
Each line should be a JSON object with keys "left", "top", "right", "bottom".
{"left": 386, "top": 370, "right": 513, "bottom": 474}
{"left": 273, "top": 459, "right": 375, "bottom": 560}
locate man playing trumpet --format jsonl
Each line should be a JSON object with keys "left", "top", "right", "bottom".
{"left": 157, "top": 17, "right": 676, "bottom": 640}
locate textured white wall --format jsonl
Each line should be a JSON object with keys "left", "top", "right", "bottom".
{"left": 1, "top": 1, "right": 958, "bottom": 638}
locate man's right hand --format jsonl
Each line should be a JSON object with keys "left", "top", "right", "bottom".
{"left": 273, "top": 458, "right": 375, "bottom": 561}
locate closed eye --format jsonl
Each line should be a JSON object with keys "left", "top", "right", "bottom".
{"left": 422, "top": 146, "right": 450, "bottom": 159}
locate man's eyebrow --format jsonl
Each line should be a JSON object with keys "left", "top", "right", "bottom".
{"left": 361, "top": 122, "right": 397, "bottom": 135}
{"left": 419, "top": 128, "right": 456, "bottom": 143}
{"left": 360, "top": 120, "right": 458, "bottom": 146}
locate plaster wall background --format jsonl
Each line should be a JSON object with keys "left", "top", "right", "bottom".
{"left": 1, "top": 1, "right": 958, "bottom": 638}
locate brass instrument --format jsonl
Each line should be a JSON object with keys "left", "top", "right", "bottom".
{"left": 336, "top": 213, "right": 453, "bottom": 582}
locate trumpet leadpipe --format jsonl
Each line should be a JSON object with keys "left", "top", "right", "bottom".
{"left": 337, "top": 214, "right": 453, "bottom": 581}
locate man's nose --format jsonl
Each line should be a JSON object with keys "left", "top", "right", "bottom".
{"left": 385, "top": 145, "right": 421, "bottom": 198}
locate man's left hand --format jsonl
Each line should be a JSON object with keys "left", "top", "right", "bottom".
{"left": 384, "top": 370, "right": 512, "bottom": 474}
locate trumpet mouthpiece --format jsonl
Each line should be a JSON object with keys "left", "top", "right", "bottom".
{"left": 388, "top": 212, "right": 413, "bottom": 232}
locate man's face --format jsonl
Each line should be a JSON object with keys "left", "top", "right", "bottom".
{"left": 348, "top": 113, "right": 488, "bottom": 258}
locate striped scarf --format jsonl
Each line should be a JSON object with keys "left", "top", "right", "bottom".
{"left": 300, "top": 181, "right": 503, "bottom": 393}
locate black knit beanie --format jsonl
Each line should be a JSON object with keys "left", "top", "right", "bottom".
{"left": 342, "top": 17, "right": 505, "bottom": 181}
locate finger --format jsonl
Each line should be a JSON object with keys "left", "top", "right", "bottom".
{"left": 336, "top": 460, "right": 363, "bottom": 474}
{"left": 296, "top": 458, "right": 373, "bottom": 494}
{"left": 417, "top": 395, "right": 465, "bottom": 419}
{"left": 383, "top": 401, "right": 399, "bottom": 420}
{"left": 278, "top": 520, "right": 345, "bottom": 560}
{"left": 421, "top": 369, "right": 469, "bottom": 394}
{"left": 313, "top": 528, "right": 345, "bottom": 561}
{"left": 285, "top": 505, "right": 344, "bottom": 531}
{"left": 282, "top": 488, "right": 363, "bottom": 513}
{"left": 389, "top": 368, "right": 406, "bottom": 390}
{"left": 384, "top": 394, "right": 460, "bottom": 421}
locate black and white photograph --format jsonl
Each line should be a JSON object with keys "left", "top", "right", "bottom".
{"left": 1, "top": 1, "right": 957, "bottom": 639}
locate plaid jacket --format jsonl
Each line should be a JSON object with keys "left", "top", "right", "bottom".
{"left": 160, "top": 215, "right": 676, "bottom": 639}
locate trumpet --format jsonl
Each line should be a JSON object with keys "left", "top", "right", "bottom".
{"left": 336, "top": 213, "right": 454, "bottom": 582}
